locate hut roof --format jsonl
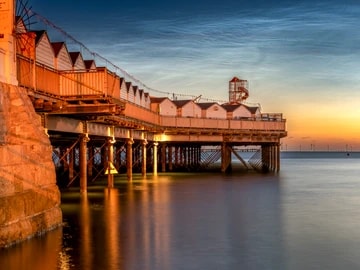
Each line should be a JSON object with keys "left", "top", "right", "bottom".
{"left": 125, "top": 82, "right": 132, "bottom": 90}
{"left": 150, "top": 97, "right": 169, "bottom": 104}
{"left": 133, "top": 85, "right": 138, "bottom": 94}
{"left": 69, "top": 52, "right": 81, "bottom": 65}
{"left": 172, "top": 100, "right": 193, "bottom": 108}
{"left": 51, "top": 42, "right": 65, "bottom": 56}
{"left": 15, "top": 16, "right": 27, "bottom": 33}
{"left": 197, "top": 102, "right": 218, "bottom": 110}
{"left": 33, "top": 30, "right": 47, "bottom": 45}
{"left": 221, "top": 103, "right": 242, "bottom": 112}
{"left": 244, "top": 105, "right": 259, "bottom": 114}
{"left": 84, "top": 60, "right": 96, "bottom": 70}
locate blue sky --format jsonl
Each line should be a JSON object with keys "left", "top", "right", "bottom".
{"left": 27, "top": 0, "right": 360, "bottom": 149}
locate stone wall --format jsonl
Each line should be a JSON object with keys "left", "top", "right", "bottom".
{"left": 0, "top": 82, "right": 62, "bottom": 247}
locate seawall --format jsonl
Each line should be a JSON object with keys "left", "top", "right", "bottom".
{"left": 0, "top": 82, "right": 62, "bottom": 248}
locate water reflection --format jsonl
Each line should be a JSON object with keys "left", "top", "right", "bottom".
{"left": 122, "top": 176, "right": 172, "bottom": 270}
{"left": 103, "top": 188, "right": 120, "bottom": 269}
{"left": 66, "top": 188, "right": 122, "bottom": 269}
{"left": 79, "top": 193, "right": 92, "bottom": 270}
{"left": 0, "top": 226, "right": 63, "bottom": 270}
{"left": 0, "top": 173, "right": 285, "bottom": 270}
{"left": 4, "top": 160, "right": 360, "bottom": 269}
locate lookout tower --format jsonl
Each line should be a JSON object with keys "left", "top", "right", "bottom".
{"left": 228, "top": 76, "right": 249, "bottom": 104}
{"left": 0, "top": 0, "right": 18, "bottom": 85}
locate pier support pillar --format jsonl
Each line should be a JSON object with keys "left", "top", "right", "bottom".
{"left": 269, "top": 145, "right": 274, "bottom": 172}
{"left": 196, "top": 146, "right": 201, "bottom": 167}
{"left": 126, "top": 138, "right": 134, "bottom": 180}
{"left": 271, "top": 143, "right": 280, "bottom": 172}
{"left": 266, "top": 144, "right": 280, "bottom": 172}
{"left": 189, "top": 145, "right": 194, "bottom": 167}
{"left": 261, "top": 145, "right": 270, "bottom": 172}
{"left": 107, "top": 138, "right": 115, "bottom": 188}
{"left": 153, "top": 142, "right": 158, "bottom": 176}
{"left": 272, "top": 145, "right": 277, "bottom": 172}
{"left": 175, "top": 146, "right": 179, "bottom": 168}
{"left": 221, "top": 143, "right": 232, "bottom": 173}
{"left": 68, "top": 147, "right": 74, "bottom": 180}
{"left": 184, "top": 147, "right": 188, "bottom": 167}
{"left": 276, "top": 143, "right": 280, "bottom": 172}
{"left": 168, "top": 145, "right": 173, "bottom": 171}
{"left": 142, "top": 139, "right": 148, "bottom": 177}
{"left": 161, "top": 144, "right": 166, "bottom": 172}
{"left": 80, "top": 133, "right": 90, "bottom": 193}
{"left": 87, "top": 143, "right": 93, "bottom": 178}
{"left": 180, "top": 147, "right": 184, "bottom": 166}
{"left": 188, "top": 146, "right": 191, "bottom": 168}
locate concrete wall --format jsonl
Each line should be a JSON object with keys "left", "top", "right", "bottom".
{"left": 0, "top": 83, "right": 62, "bottom": 248}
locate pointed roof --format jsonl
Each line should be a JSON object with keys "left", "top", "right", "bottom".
{"left": 197, "top": 102, "right": 218, "bottom": 110}
{"left": 125, "top": 82, "right": 132, "bottom": 91}
{"left": 51, "top": 42, "right": 65, "bottom": 56}
{"left": 230, "top": 76, "right": 241, "bottom": 82}
{"left": 84, "top": 60, "right": 96, "bottom": 70}
{"left": 221, "top": 103, "right": 242, "bottom": 112}
{"left": 133, "top": 85, "right": 138, "bottom": 95}
{"left": 33, "top": 30, "right": 47, "bottom": 44}
{"left": 243, "top": 105, "right": 259, "bottom": 114}
{"left": 172, "top": 99, "right": 193, "bottom": 108}
{"left": 69, "top": 52, "right": 81, "bottom": 65}
{"left": 150, "top": 97, "right": 169, "bottom": 103}
{"left": 15, "top": 16, "right": 27, "bottom": 33}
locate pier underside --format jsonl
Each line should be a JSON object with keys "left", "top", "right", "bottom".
{"left": 50, "top": 126, "right": 282, "bottom": 191}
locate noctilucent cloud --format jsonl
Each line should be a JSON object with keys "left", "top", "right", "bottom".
{"left": 27, "top": 0, "right": 360, "bottom": 150}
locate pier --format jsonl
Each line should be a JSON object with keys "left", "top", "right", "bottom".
{"left": 0, "top": 0, "right": 286, "bottom": 247}
{"left": 12, "top": 1, "right": 285, "bottom": 191}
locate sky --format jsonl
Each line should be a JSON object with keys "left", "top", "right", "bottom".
{"left": 26, "top": 0, "right": 360, "bottom": 151}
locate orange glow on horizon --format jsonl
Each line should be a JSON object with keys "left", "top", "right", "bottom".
{"left": 282, "top": 110, "right": 360, "bottom": 151}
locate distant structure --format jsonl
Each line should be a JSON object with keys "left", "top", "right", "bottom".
{"left": 228, "top": 77, "right": 249, "bottom": 104}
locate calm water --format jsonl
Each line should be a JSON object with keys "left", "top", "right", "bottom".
{"left": 2, "top": 154, "right": 360, "bottom": 270}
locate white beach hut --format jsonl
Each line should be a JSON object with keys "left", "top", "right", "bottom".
{"left": 198, "top": 102, "right": 227, "bottom": 119}
{"left": 34, "top": 30, "right": 55, "bottom": 68}
{"left": 173, "top": 100, "right": 201, "bottom": 118}
{"left": 221, "top": 103, "right": 252, "bottom": 119}
{"left": 126, "top": 82, "right": 134, "bottom": 103}
{"left": 150, "top": 97, "right": 177, "bottom": 116}
{"left": 51, "top": 42, "right": 72, "bottom": 71}
{"left": 69, "top": 51, "right": 86, "bottom": 70}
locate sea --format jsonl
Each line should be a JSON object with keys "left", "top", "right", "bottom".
{"left": 1, "top": 151, "right": 360, "bottom": 270}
